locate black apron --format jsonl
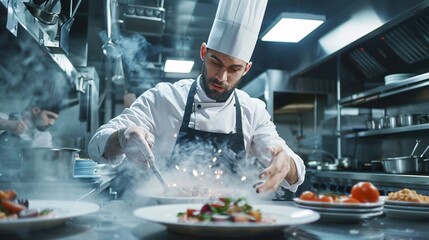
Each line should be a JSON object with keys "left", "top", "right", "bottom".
{"left": 167, "top": 80, "right": 245, "bottom": 174}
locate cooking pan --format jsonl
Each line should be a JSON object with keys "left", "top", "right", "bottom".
{"left": 19, "top": 147, "right": 80, "bottom": 181}
{"left": 371, "top": 143, "right": 429, "bottom": 174}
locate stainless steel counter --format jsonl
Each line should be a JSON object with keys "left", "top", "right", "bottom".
{"left": 1, "top": 200, "right": 428, "bottom": 239}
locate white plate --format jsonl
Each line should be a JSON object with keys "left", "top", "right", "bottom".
{"left": 384, "top": 208, "right": 429, "bottom": 220}
{"left": 384, "top": 204, "right": 429, "bottom": 212}
{"left": 0, "top": 200, "right": 100, "bottom": 233}
{"left": 293, "top": 198, "right": 384, "bottom": 209}
{"left": 133, "top": 204, "right": 320, "bottom": 237}
{"left": 317, "top": 211, "right": 383, "bottom": 222}
{"left": 295, "top": 203, "right": 383, "bottom": 213}
{"left": 384, "top": 199, "right": 429, "bottom": 207}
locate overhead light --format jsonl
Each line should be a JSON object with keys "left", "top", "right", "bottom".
{"left": 261, "top": 13, "right": 325, "bottom": 43}
{"left": 163, "top": 59, "right": 194, "bottom": 73}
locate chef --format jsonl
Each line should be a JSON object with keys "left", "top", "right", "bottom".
{"left": 89, "top": 0, "right": 305, "bottom": 194}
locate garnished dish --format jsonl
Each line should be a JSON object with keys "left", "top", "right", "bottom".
{"left": 0, "top": 189, "right": 54, "bottom": 220}
{"left": 177, "top": 197, "right": 271, "bottom": 223}
{"left": 134, "top": 199, "right": 320, "bottom": 237}
{"left": 0, "top": 191, "right": 100, "bottom": 233}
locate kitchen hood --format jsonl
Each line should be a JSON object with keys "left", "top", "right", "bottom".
{"left": 343, "top": 7, "right": 429, "bottom": 80}
{"left": 291, "top": 0, "right": 429, "bottom": 80}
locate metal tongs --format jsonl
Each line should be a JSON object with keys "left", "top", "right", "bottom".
{"left": 139, "top": 142, "right": 189, "bottom": 197}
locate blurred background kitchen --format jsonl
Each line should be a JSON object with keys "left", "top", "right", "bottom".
{"left": 1, "top": 0, "right": 429, "bottom": 201}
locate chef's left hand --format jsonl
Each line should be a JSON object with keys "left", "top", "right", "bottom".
{"left": 256, "top": 145, "right": 298, "bottom": 193}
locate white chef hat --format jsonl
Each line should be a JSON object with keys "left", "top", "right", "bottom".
{"left": 207, "top": 0, "right": 268, "bottom": 63}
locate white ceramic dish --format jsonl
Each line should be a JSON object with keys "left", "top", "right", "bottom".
{"left": 384, "top": 199, "right": 429, "bottom": 207}
{"left": 293, "top": 198, "right": 384, "bottom": 209}
{"left": 133, "top": 204, "right": 320, "bottom": 237}
{"left": 295, "top": 203, "right": 383, "bottom": 213}
{"left": 0, "top": 200, "right": 99, "bottom": 233}
{"left": 317, "top": 211, "right": 383, "bottom": 222}
{"left": 384, "top": 208, "right": 429, "bottom": 220}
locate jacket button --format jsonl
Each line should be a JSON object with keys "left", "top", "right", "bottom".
{"left": 197, "top": 104, "right": 201, "bottom": 109}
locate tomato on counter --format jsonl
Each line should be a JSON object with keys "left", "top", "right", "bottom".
{"left": 351, "top": 182, "right": 380, "bottom": 203}
{"left": 299, "top": 191, "right": 319, "bottom": 201}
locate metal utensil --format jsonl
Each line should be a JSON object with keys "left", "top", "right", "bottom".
{"left": 139, "top": 142, "right": 189, "bottom": 197}
{"left": 139, "top": 142, "right": 169, "bottom": 190}
{"left": 419, "top": 144, "right": 429, "bottom": 158}
{"left": 410, "top": 140, "right": 421, "bottom": 156}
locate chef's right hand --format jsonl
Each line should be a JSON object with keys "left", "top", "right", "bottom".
{"left": 7, "top": 120, "right": 28, "bottom": 135}
{"left": 117, "top": 126, "right": 155, "bottom": 168}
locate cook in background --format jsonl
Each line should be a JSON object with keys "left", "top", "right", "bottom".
{"left": 89, "top": 0, "right": 305, "bottom": 195}
{"left": 0, "top": 97, "right": 61, "bottom": 148}
{"left": 0, "top": 97, "right": 61, "bottom": 178}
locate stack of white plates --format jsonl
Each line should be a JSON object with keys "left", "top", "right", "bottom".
{"left": 384, "top": 73, "right": 415, "bottom": 84}
{"left": 384, "top": 199, "right": 429, "bottom": 220}
{"left": 74, "top": 159, "right": 98, "bottom": 178}
{"left": 293, "top": 197, "right": 384, "bottom": 222}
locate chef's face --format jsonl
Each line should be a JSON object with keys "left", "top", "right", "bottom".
{"left": 32, "top": 107, "right": 59, "bottom": 131}
{"left": 200, "top": 43, "right": 252, "bottom": 102}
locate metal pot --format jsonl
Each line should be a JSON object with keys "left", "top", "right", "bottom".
{"left": 423, "top": 159, "right": 429, "bottom": 173}
{"left": 19, "top": 147, "right": 80, "bottom": 181}
{"left": 397, "top": 114, "right": 418, "bottom": 127}
{"left": 372, "top": 156, "right": 422, "bottom": 174}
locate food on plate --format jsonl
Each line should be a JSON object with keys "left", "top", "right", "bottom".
{"left": 177, "top": 197, "right": 275, "bottom": 223}
{"left": 351, "top": 182, "right": 380, "bottom": 203}
{"left": 387, "top": 188, "right": 429, "bottom": 203}
{"left": 0, "top": 189, "right": 54, "bottom": 220}
{"left": 298, "top": 181, "right": 380, "bottom": 203}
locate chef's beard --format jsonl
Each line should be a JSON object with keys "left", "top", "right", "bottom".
{"left": 200, "top": 62, "right": 239, "bottom": 102}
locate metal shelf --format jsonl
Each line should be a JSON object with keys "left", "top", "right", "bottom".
{"left": 340, "top": 72, "right": 429, "bottom": 108}
{"left": 342, "top": 123, "right": 429, "bottom": 138}
{"left": 307, "top": 169, "right": 429, "bottom": 189}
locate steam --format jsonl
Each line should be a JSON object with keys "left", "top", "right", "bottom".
{"left": 99, "top": 30, "right": 158, "bottom": 90}
{"left": 0, "top": 29, "right": 69, "bottom": 100}
{"left": 120, "top": 141, "right": 275, "bottom": 204}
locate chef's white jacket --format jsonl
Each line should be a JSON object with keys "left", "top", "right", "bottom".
{"left": 89, "top": 78, "right": 305, "bottom": 192}
{"left": 0, "top": 112, "right": 53, "bottom": 148}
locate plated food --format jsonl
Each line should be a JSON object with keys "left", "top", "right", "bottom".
{"left": 177, "top": 197, "right": 271, "bottom": 223}
{"left": 298, "top": 181, "right": 380, "bottom": 204}
{"left": 0, "top": 189, "right": 53, "bottom": 220}
{"left": 134, "top": 202, "right": 320, "bottom": 237}
{"left": 294, "top": 182, "right": 383, "bottom": 222}
{"left": 387, "top": 188, "right": 429, "bottom": 203}
{"left": 384, "top": 188, "right": 429, "bottom": 220}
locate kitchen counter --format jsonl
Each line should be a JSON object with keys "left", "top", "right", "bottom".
{"left": 1, "top": 200, "right": 428, "bottom": 239}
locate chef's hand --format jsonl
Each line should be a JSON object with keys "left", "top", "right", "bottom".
{"left": 117, "top": 126, "right": 155, "bottom": 168}
{"left": 256, "top": 145, "right": 298, "bottom": 194}
{"left": 5, "top": 120, "right": 28, "bottom": 135}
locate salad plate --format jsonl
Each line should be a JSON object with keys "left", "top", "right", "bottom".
{"left": 134, "top": 204, "right": 320, "bottom": 237}
{"left": 0, "top": 200, "right": 99, "bottom": 233}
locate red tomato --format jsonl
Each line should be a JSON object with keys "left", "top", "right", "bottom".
{"left": 340, "top": 197, "right": 360, "bottom": 204}
{"left": 351, "top": 182, "right": 380, "bottom": 203}
{"left": 318, "top": 195, "right": 334, "bottom": 203}
{"left": 1, "top": 200, "right": 27, "bottom": 214}
{"left": 299, "top": 191, "right": 318, "bottom": 201}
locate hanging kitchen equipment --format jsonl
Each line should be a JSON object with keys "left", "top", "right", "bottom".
{"left": 24, "top": 0, "right": 60, "bottom": 25}
{"left": 47, "top": 0, "right": 82, "bottom": 55}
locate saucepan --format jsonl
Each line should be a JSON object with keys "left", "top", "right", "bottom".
{"left": 371, "top": 143, "right": 429, "bottom": 174}
{"left": 19, "top": 147, "right": 80, "bottom": 181}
